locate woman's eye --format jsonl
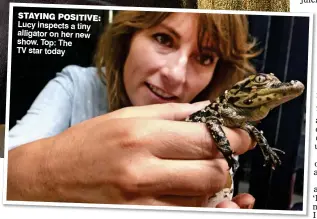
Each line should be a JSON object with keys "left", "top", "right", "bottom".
{"left": 196, "top": 54, "right": 214, "bottom": 66}
{"left": 153, "top": 33, "right": 173, "bottom": 48}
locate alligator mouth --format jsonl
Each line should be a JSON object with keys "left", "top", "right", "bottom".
{"left": 262, "top": 80, "right": 305, "bottom": 109}
{"left": 232, "top": 80, "right": 305, "bottom": 109}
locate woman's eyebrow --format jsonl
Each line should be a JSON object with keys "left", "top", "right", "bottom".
{"left": 157, "top": 23, "right": 181, "bottom": 39}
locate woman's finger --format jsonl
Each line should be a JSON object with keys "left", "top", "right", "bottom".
{"left": 216, "top": 200, "right": 240, "bottom": 208}
{"left": 153, "top": 195, "right": 209, "bottom": 207}
{"left": 215, "top": 193, "right": 255, "bottom": 209}
{"left": 104, "top": 101, "right": 211, "bottom": 121}
{"left": 231, "top": 193, "right": 255, "bottom": 209}
{"left": 119, "top": 118, "right": 254, "bottom": 160}
{"left": 123, "top": 158, "right": 229, "bottom": 196}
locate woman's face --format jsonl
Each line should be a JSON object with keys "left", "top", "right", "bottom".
{"left": 123, "top": 13, "right": 219, "bottom": 106}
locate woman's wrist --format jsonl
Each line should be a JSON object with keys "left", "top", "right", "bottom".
{"left": 7, "top": 137, "right": 58, "bottom": 201}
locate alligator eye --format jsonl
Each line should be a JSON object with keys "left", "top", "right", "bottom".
{"left": 254, "top": 75, "right": 267, "bottom": 83}
{"left": 243, "top": 99, "right": 253, "bottom": 105}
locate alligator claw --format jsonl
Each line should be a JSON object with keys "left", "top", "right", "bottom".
{"left": 261, "top": 146, "right": 284, "bottom": 169}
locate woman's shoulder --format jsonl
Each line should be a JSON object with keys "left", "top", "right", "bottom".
{"left": 57, "top": 64, "right": 108, "bottom": 112}
{"left": 57, "top": 65, "right": 101, "bottom": 85}
{"left": 54, "top": 65, "right": 106, "bottom": 93}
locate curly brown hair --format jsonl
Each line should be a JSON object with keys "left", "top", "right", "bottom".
{"left": 95, "top": 11, "right": 261, "bottom": 112}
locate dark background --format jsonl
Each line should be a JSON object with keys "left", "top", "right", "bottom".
{"left": 240, "top": 15, "right": 309, "bottom": 211}
{"left": 9, "top": 6, "right": 107, "bottom": 128}
{"left": 0, "top": 1, "right": 310, "bottom": 212}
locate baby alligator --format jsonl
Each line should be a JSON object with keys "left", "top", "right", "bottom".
{"left": 185, "top": 73, "right": 305, "bottom": 207}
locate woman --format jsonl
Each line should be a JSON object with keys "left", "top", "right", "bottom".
{"left": 7, "top": 11, "right": 259, "bottom": 208}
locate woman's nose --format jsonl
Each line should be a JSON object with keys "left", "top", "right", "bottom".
{"left": 162, "top": 51, "right": 188, "bottom": 86}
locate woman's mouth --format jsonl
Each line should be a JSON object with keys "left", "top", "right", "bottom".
{"left": 146, "top": 83, "right": 175, "bottom": 99}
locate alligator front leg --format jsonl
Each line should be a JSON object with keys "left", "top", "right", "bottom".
{"left": 241, "top": 123, "right": 285, "bottom": 169}
{"left": 205, "top": 118, "right": 240, "bottom": 174}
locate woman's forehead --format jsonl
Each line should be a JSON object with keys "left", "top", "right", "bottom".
{"left": 160, "top": 13, "right": 199, "bottom": 29}
{"left": 163, "top": 13, "right": 214, "bottom": 46}
{"left": 134, "top": 12, "right": 216, "bottom": 53}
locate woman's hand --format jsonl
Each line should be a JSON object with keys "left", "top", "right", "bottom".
{"left": 217, "top": 193, "right": 255, "bottom": 209}
{"left": 7, "top": 102, "right": 255, "bottom": 207}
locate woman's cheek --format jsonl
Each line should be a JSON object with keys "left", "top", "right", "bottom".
{"left": 189, "top": 71, "right": 214, "bottom": 100}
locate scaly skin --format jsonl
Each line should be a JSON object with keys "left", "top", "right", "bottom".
{"left": 185, "top": 73, "right": 305, "bottom": 207}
